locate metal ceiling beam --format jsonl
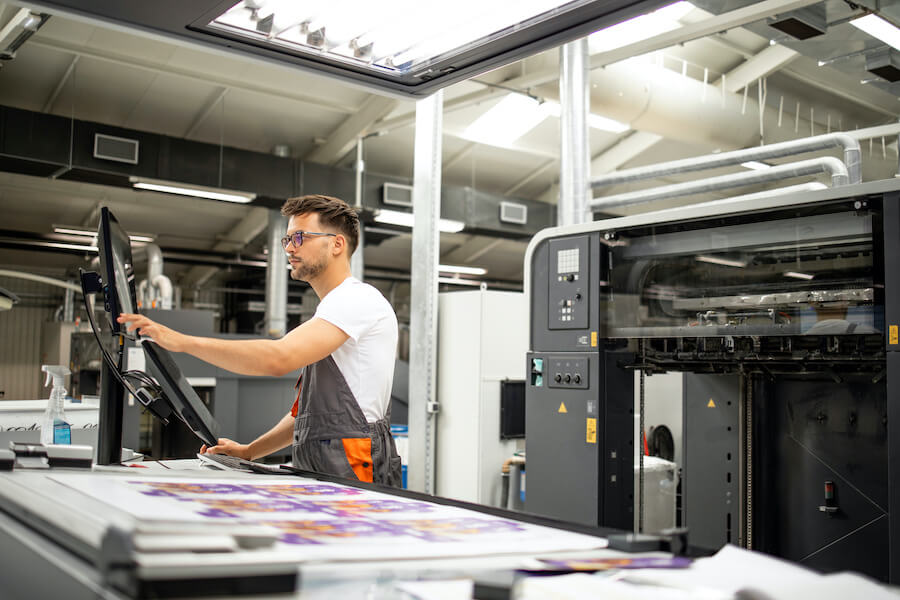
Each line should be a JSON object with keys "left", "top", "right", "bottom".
{"left": 591, "top": 131, "right": 664, "bottom": 175}
{"left": 588, "top": 0, "right": 819, "bottom": 71}
{"left": 42, "top": 54, "right": 78, "bottom": 113}
{"left": 717, "top": 44, "right": 798, "bottom": 92}
{"left": 505, "top": 158, "right": 556, "bottom": 196}
{"left": 28, "top": 37, "right": 356, "bottom": 115}
{"left": 179, "top": 206, "right": 270, "bottom": 288}
{"left": 183, "top": 86, "right": 228, "bottom": 139}
{"left": 304, "top": 95, "right": 397, "bottom": 165}
{"left": 442, "top": 142, "right": 476, "bottom": 171}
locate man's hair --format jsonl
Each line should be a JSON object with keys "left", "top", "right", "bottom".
{"left": 280, "top": 194, "right": 359, "bottom": 255}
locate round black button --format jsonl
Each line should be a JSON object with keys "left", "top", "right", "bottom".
{"left": 554, "top": 373, "right": 562, "bottom": 383}
{"left": 362, "top": 462, "right": 369, "bottom": 468}
{"left": 564, "top": 374, "right": 572, "bottom": 383}
{"left": 574, "top": 374, "right": 582, "bottom": 384}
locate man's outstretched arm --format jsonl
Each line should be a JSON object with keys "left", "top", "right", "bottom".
{"left": 117, "top": 313, "right": 348, "bottom": 376}
{"left": 200, "top": 411, "right": 295, "bottom": 461}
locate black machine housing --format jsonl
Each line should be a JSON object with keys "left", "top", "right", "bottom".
{"left": 525, "top": 179, "right": 900, "bottom": 582}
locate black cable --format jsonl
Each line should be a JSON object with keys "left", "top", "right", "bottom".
{"left": 78, "top": 271, "right": 160, "bottom": 404}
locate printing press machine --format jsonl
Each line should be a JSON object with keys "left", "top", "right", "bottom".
{"left": 525, "top": 178, "right": 900, "bottom": 583}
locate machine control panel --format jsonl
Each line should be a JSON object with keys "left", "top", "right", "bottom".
{"left": 547, "top": 356, "right": 589, "bottom": 389}
{"left": 548, "top": 237, "right": 589, "bottom": 330}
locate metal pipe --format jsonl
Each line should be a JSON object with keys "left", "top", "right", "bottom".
{"left": 0, "top": 269, "right": 82, "bottom": 293}
{"left": 590, "top": 157, "right": 849, "bottom": 210}
{"left": 558, "top": 38, "right": 591, "bottom": 226}
{"left": 592, "top": 132, "right": 862, "bottom": 189}
{"left": 264, "top": 209, "right": 287, "bottom": 337}
{"left": 351, "top": 137, "right": 365, "bottom": 281}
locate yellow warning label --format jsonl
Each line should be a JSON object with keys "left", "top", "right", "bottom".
{"left": 891, "top": 325, "right": 898, "bottom": 345}
{"left": 558, "top": 402, "right": 568, "bottom": 414}
{"left": 586, "top": 418, "right": 597, "bottom": 444}
{"left": 707, "top": 398, "right": 716, "bottom": 408}
{"left": 591, "top": 331, "right": 598, "bottom": 347}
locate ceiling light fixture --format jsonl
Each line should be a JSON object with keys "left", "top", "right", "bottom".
{"left": 588, "top": 1, "right": 693, "bottom": 53}
{"left": 374, "top": 209, "right": 465, "bottom": 233}
{"left": 129, "top": 177, "right": 256, "bottom": 204}
{"left": 850, "top": 13, "right": 900, "bottom": 51}
{"left": 784, "top": 271, "right": 814, "bottom": 280}
{"left": 462, "top": 94, "right": 553, "bottom": 147}
{"left": 53, "top": 225, "right": 155, "bottom": 244}
{"left": 540, "top": 101, "right": 630, "bottom": 133}
{"left": 439, "top": 264, "right": 488, "bottom": 276}
{"left": 696, "top": 255, "right": 747, "bottom": 268}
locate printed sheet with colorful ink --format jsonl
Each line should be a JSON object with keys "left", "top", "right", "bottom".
{"left": 50, "top": 475, "right": 607, "bottom": 560}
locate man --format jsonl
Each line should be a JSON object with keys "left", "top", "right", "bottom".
{"left": 118, "top": 194, "right": 402, "bottom": 486}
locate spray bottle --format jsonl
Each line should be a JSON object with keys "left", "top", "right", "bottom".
{"left": 41, "top": 365, "right": 72, "bottom": 445}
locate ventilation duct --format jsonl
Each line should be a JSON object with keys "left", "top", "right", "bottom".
{"left": 767, "top": 5, "right": 826, "bottom": 40}
{"left": 865, "top": 46, "right": 900, "bottom": 83}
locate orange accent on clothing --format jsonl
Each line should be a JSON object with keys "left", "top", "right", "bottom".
{"left": 291, "top": 375, "right": 302, "bottom": 417}
{"left": 340, "top": 437, "right": 374, "bottom": 482}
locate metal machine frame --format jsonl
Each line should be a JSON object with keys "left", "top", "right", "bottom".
{"left": 524, "top": 179, "right": 900, "bottom": 582}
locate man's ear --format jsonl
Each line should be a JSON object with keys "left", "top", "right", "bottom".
{"left": 332, "top": 234, "right": 346, "bottom": 256}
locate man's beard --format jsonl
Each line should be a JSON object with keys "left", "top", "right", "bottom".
{"left": 290, "top": 255, "right": 327, "bottom": 282}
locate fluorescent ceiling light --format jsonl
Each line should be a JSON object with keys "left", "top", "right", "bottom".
{"left": 741, "top": 161, "right": 771, "bottom": 170}
{"left": 374, "top": 209, "right": 465, "bottom": 233}
{"left": 0, "top": 8, "right": 38, "bottom": 47}
{"left": 541, "top": 101, "right": 630, "bottom": 133}
{"left": 784, "top": 271, "right": 814, "bottom": 280}
{"left": 850, "top": 14, "right": 900, "bottom": 51}
{"left": 130, "top": 177, "right": 256, "bottom": 204}
{"left": 53, "top": 225, "right": 155, "bottom": 244}
{"left": 696, "top": 255, "right": 747, "bottom": 268}
{"left": 589, "top": 1, "right": 694, "bottom": 53}
{"left": 209, "top": 0, "right": 597, "bottom": 77}
{"left": 462, "top": 94, "right": 630, "bottom": 147}
{"left": 439, "top": 264, "right": 488, "bottom": 276}
{"left": 462, "top": 94, "right": 554, "bottom": 147}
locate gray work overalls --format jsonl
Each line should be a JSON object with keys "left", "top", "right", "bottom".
{"left": 292, "top": 355, "right": 402, "bottom": 486}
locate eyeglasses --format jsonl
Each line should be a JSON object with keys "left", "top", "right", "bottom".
{"left": 281, "top": 230, "right": 337, "bottom": 249}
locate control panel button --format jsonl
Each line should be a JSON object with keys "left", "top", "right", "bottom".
{"left": 554, "top": 373, "right": 562, "bottom": 383}
{"left": 564, "top": 374, "right": 571, "bottom": 383}
{"left": 574, "top": 374, "right": 582, "bottom": 384}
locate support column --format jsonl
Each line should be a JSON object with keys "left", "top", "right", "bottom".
{"left": 559, "top": 38, "right": 591, "bottom": 226}
{"left": 265, "top": 209, "right": 287, "bottom": 337}
{"left": 408, "top": 90, "right": 443, "bottom": 494}
{"left": 351, "top": 138, "right": 365, "bottom": 281}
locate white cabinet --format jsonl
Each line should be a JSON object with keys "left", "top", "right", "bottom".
{"left": 435, "top": 290, "right": 526, "bottom": 506}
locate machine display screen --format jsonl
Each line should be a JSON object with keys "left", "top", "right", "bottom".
{"left": 601, "top": 200, "right": 881, "bottom": 338}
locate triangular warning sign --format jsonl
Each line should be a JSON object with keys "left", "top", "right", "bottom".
{"left": 707, "top": 398, "right": 716, "bottom": 408}
{"left": 558, "top": 402, "right": 568, "bottom": 414}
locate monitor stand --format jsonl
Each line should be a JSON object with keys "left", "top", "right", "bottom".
{"left": 97, "top": 349, "right": 124, "bottom": 465}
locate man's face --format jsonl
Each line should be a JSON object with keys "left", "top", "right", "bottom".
{"left": 284, "top": 213, "right": 332, "bottom": 282}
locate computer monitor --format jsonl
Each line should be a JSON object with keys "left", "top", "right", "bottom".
{"left": 96, "top": 207, "right": 137, "bottom": 333}
{"left": 88, "top": 207, "right": 221, "bottom": 460}
{"left": 142, "top": 341, "right": 219, "bottom": 447}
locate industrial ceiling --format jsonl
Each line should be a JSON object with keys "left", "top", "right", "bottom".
{"left": 0, "top": 0, "right": 897, "bottom": 303}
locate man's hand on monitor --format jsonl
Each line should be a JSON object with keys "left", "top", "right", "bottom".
{"left": 201, "top": 438, "right": 252, "bottom": 460}
{"left": 117, "top": 313, "right": 185, "bottom": 351}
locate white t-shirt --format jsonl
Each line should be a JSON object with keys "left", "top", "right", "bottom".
{"left": 313, "top": 277, "right": 399, "bottom": 423}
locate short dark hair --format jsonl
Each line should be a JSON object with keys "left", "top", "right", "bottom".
{"left": 280, "top": 194, "right": 359, "bottom": 255}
